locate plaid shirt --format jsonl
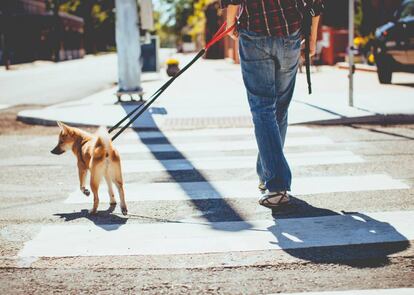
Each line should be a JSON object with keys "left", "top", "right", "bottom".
{"left": 220, "top": 0, "right": 324, "bottom": 37}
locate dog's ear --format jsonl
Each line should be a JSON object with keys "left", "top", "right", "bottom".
{"left": 57, "top": 121, "right": 70, "bottom": 134}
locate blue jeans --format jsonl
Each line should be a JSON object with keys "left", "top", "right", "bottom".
{"left": 238, "top": 28, "right": 301, "bottom": 192}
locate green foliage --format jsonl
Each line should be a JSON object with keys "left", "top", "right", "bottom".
{"left": 49, "top": 0, "right": 115, "bottom": 52}
{"left": 157, "top": 0, "right": 195, "bottom": 38}
{"left": 355, "top": 0, "right": 363, "bottom": 36}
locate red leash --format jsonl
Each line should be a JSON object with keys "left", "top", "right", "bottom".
{"left": 109, "top": 22, "right": 236, "bottom": 140}
{"left": 206, "top": 22, "right": 236, "bottom": 50}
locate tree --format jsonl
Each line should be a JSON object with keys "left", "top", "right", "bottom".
{"left": 48, "top": 0, "right": 116, "bottom": 53}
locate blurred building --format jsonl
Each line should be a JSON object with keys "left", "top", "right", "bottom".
{"left": 0, "top": 0, "right": 84, "bottom": 66}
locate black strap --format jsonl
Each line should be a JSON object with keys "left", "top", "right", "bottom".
{"left": 110, "top": 49, "right": 206, "bottom": 141}
{"left": 303, "top": 0, "right": 314, "bottom": 95}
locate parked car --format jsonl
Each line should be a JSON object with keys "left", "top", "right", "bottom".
{"left": 374, "top": 0, "right": 414, "bottom": 84}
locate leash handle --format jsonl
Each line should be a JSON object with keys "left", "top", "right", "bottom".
{"left": 303, "top": 1, "right": 314, "bottom": 95}
{"left": 205, "top": 22, "right": 236, "bottom": 50}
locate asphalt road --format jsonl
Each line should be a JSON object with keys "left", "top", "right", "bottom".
{"left": 0, "top": 54, "right": 117, "bottom": 106}
{"left": 0, "top": 110, "right": 413, "bottom": 294}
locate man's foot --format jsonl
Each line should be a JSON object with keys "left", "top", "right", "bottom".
{"left": 259, "top": 191, "right": 290, "bottom": 209}
{"left": 258, "top": 182, "right": 266, "bottom": 194}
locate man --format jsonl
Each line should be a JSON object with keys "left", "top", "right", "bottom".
{"left": 220, "top": 0, "right": 324, "bottom": 208}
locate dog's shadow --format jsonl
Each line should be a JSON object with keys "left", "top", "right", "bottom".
{"left": 55, "top": 204, "right": 128, "bottom": 231}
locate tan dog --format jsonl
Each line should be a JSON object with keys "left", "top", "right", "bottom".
{"left": 51, "top": 122, "right": 127, "bottom": 215}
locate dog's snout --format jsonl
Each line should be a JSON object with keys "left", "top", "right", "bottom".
{"left": 51, "top": 146, "right": 64, "bottom": 155}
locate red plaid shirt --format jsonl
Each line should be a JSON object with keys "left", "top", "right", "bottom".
{"left": 220, "top": 0, "right": 324, "bottom": 37}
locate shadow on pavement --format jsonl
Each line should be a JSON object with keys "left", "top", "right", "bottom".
{"left": 394, "top": 83, "right": 414, "bottom": 88}
{"left": 120, "top": 103, "right": 253, "bottom": 232}
{"left": 269, "top": 197, "right": 410, "bottom": 268}
{"left": 54, "top": 204, "right": 128, "bottom": 231}
{"left": 350, "top": 125, "right": 414, "bottom": 141}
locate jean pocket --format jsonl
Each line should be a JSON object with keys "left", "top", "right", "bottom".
{"left": 239, "top": 32, "right": 269, "bottom": 62}
{"left": 284, "top": 29, "right": 302, "bottom": 51}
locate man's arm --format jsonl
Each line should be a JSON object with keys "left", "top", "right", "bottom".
{"left": 309, "top": 16, "right": 320, "bottom": 56}
{"left": 220, "top": 0, "right": 242, "bottom": 8}
{"left": 225, "top": 4, "right": 240, "bottom": 40}
{"left": 305, "top": 0, "right": 324, "bottom": 57}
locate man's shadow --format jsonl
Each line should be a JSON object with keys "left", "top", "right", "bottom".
{"left": 268, "top": 197, "right": 410, "bottom": 268}
{"left": 55, "top": 204, "right": 128, "bottom": 231}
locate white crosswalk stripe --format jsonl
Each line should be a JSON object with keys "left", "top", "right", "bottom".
{"left": 121, "top": 151, "right": 364, "bottom": 173}
{"left": 116, "top": 136, "right": 333, "bottom": 153}
{"left": 19, "top": 210, "right": 414, "bottom": 257}
{"left": 65, "top": 174, "right": 408, "bottom": 203}
{"left": 119, "top": 126, "right": 314, "bottom": 140}
{"left": 271, "top": 288, "right": 414, "bottom": 295}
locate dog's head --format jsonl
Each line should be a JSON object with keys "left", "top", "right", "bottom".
{"left": 51, "top": 121, "right": 75, "bottom": 155}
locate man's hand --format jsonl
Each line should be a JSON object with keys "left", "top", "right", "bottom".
{"left": 301, "top": 39, "right": 317, "bottom": 60}
{"left": 226, "top": 5, "right": 239, "bottom": 40}
{"left": 227, "top": 23, "right": 239, "bottom": 40}
{"left": 301, "top": 15, "right": 320, "bottom": 60}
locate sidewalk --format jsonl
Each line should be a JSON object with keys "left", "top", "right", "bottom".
{"left": 17, "top": 54, "right": 414, "bottom": 130}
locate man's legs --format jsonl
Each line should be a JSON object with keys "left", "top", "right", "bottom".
{"left": 239, "top": 29, "right": 301, "bottom": 193}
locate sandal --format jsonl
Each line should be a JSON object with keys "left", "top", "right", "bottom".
{"left": 259, "top": 191, "right": 290, "bottom": 209}
{"left": 258, "top": 182, "right": 266, "bottom": 194}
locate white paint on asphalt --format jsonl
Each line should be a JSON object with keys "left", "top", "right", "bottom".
{"left": 116, "top": 136, "right": 333, "bottom": 153}
{"left": 64, "top": 174, "right": 408, "bottom": 203}
{"left": 271, "top": 288, "right": 414, "bottom": 295}
{"left": 18, "top": 210, "right": 414, "bottom": 257}
{"left": 119, "top": 126, "right": 314, "bottom": 140}
{"left": 120, "top": 150, "right": 363, "bottom": 173}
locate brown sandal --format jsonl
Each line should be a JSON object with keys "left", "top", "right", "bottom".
{"left": 259, "top": 192, "right": 290, "bottom": 209}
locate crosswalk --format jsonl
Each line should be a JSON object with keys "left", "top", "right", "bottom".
{"left": 18, "top": 126, "right": 412, "bottom": 277}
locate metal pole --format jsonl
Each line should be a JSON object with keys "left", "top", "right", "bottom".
{"left": 115, "top": 0, "right": 142, "bottom": 94}
{"left": 348, "top": 0, "right": 355, "bottom": 107}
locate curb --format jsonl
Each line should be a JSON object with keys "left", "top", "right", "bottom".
{"left": 296, "top": 114, "right": 414, "bottom": 126}
{"left": 337, "top": 62, "right": 377, "bottom": 73}
{"left": 16, "top": 114, "right": 161, "bottom": 131}
{"left": 17, "top": 112, "right": 414, "bottom": 130}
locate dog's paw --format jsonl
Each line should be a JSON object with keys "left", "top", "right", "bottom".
{"left": 121, "top": 207, "right": 128, "bottom": 216}
{"left": 89, "top": 208, "right": 98, "bottom": 215}
{"left": 82, "top": 188, "right": 90, "bottom": 196}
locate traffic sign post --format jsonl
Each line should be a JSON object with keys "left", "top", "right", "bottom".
{"left": 348, "top": 0, "right": 355, "bottom": 107}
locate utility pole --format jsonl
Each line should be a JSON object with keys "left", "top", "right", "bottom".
{"left": 348, "top": 0, "right": 355, "bottom": 107}
{"left": 115, "top": 0, "right": 143, "bottom": 101}
{"left": 52, "top": 0, "right": 62, "bottom": 62}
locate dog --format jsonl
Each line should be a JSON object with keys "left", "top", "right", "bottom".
{"left": 51, "top": 122, "right": 127, "bottom": 215}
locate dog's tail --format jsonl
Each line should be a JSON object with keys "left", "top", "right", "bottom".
{"left": 94, "top": 126, "right": 112, "bottom": 161}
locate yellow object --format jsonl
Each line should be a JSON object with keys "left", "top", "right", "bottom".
{"left": 166, "top": 58, "right": 179, "bottom": 65}
{"left": 368, "top": 53, "right": 375, "bottom": 64}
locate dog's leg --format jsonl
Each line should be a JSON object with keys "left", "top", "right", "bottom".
{"left": 90, "top": 163, "right": 104, "bottom": 215}
{"left": 105, "top": 171, "right": 116, "bottom": 206}
{"left": 78, "top": 164, "right": 90, "bottom": 196}
{"left": 112, "top": 161, "right": 127, "bottom": 216}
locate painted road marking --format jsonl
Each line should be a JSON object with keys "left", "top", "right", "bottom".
{"left": 120, "top": 151, "right": 363, "bottom": 173}
{"left": 116, "top": 136, "right": 333, "bottom": 154}
{"left": 64, "top": 174, "right": 408, "bottom": 203}
{"left": 271, "top": 288, "right": 414, "bottom": 295}
{"left": 120, "top": 126, "right": 314, "bottom": 140}
{"left": 19, "top": 210, "right": 414, "bottom": 257}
